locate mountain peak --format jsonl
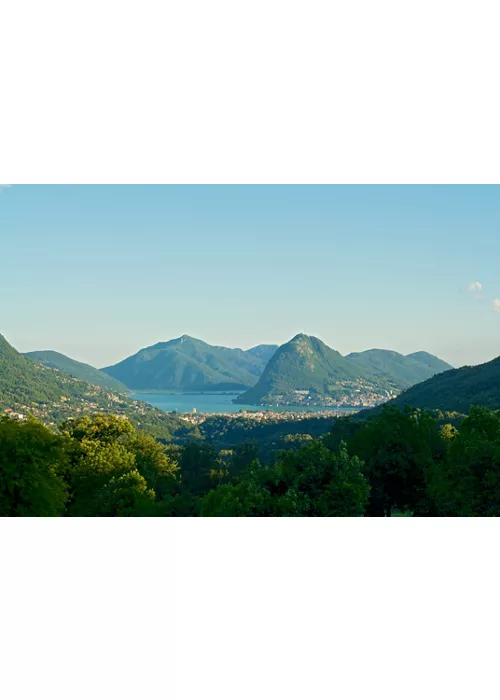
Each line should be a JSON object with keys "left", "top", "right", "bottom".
{"left": 291, "top": 333, "right": 311, "bottom": 342}
{"left": 101, "top": 336, "right": 272, "bottom": 392}
{"left": 235, "top": 334, "right": 367, "bottom": 405}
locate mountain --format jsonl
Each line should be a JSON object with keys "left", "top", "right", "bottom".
{"left": 0, "top": 333, "right": 197, "bottom": 440}
{"left": 235, "top": 334, "right": 392, "bottom": 406}
{"left": 245, "top": 344, "right": 278, "bottom": 365}
{"left": 390, "top": 355, "right": 500, "bottom": 413}
{"left": 0, "top": 333, "right": 82, "bottom": 409}
{"left": 346, "top": 349, "right": 452, "bottom": 391}
{"left": 24, "top": 350, "right": 127, "bottom": 392}
{"left": 406, "top": 351, "right": 453, "bottom": 375}
{"left": 101, "top": 336, "right": 279, "bottom": 392}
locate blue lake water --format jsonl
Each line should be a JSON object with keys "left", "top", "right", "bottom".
{"left": 132, "top": 392, "right": 354, "bottom": 415}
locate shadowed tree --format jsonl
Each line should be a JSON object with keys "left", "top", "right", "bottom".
{"left": 348, "top": 405, "right": 443, "bottom": 516}
{"left": 0, "top": 416, "right": 68, "bottom": 516}
{"left": 429, "top": 407, "right": 500, "bottom": 516}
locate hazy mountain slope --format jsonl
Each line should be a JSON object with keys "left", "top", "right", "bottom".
{"left": 245, "top": 344, "right": 278, "bottom": 364}
{"left": 101, "top": 336, "right": 275, "bottom": 392}
{"left": 346, "top": 349, "right": 452, "bottom": 390}
{"left": 25, "top": 350, "right": 127, "bottom": 392}
{"left": 0, "top": 333, "right": 197, "bottom": 440}
{"left": 390, "top": 356, "right": 500, "bottom": 412}
{"left": 235, "top": 334, "right": 389, "bottom": 405}
{"left": 1, "top": 333, "right": 84, "bottom": 408}
{"left": 406, "top": 351, "right": 453, "bottom": 374}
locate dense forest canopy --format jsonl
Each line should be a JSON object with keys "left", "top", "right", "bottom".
{"left": 2, "top": 405, "right": 499, "bottom": 517}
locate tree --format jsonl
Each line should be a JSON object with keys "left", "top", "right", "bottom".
{"left": 177, "top": 442, "right": 220, "bottom": 495}
{"left": 429, "top": 407, "right": 500, "bottom": 516}
{"left": 0, "top": 417, "right": 68, "bottom": 516}
{"left": 266, "top": 441, "right": 369, "bottom": 516}
{"left": 201, "top": 471, "right": 270, "bottom": 517}
{"left": 60, "top": 413, "right": 135, "bottom": 444}
{"left": 231, "top": 442, "right": 260, "bottom": 475}
{"left": 94, "top": 469, "right": 156, "bottom": 516}
{"left": 60, "top": 414, "right": 177, "bottom": 516}
{"left": 202, "top": 441, "right": 369, "bottom": 517}
{"left": 128, "top": 431, "right": 178, "bottom": 499}
{"left": 348, "top": 405, "right": 443, "bottom": 516}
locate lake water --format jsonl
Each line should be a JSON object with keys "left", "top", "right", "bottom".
{"left": 132, "top": 392, "right": 354, "bottom": 415}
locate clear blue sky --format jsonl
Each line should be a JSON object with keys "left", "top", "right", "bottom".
{"left": 1, "top": 185, "right": 499, "bottom": 368}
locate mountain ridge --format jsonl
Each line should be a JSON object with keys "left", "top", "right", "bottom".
{"left": 24, "top": 350, "right": 128, "bottom": 392}
{"left": 389, "top": 354, "right": 500, "bottom": 412}
{"left": 101, "top": 336, "right": 279, "bottom": 392}
{"left": 236, "top": 335, "right": 452, "bottom": 407}
{"left": 235, "top": 334, "right": 392, "bottom": 406}
{"left": 346, "top": 348, "right": 452, "bottom": 390}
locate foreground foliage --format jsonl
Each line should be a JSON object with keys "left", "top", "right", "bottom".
{"left": 1, "top": 406, "right": 500, "bottom": 516}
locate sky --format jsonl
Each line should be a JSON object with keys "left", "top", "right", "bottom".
{"left": 1, "top": 184, "right": 499, "bottom": 368}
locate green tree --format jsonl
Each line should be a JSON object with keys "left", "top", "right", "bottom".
{"left": 202, "top": 441, "right": 369, "bottom": 517}
{"left": 60, "top": 413, "right": 135, "bottom": 444}
{"left": 0, "top": 417, "right": 68, "bottom": 516}
{"left": 128, "top": 431, "right": 178, "bottom": 499}
{"left": 231, "top": 442, "right": 259, "bottom": 475}
{"left": 60, "top": 414, "right": 177, "bottom": 516}
{"left": 429, "top": 407, "right": 500, "bottom": 516}
{"left": 266, "top": 441, "right": 369, "bottom": 516}
{"left": 94, "top": 469, "right": 156, "bottom": 516}
{"left": 201, "top": 471, "right": 270, "bottom": 516}
{"left": 348, "top": 405, "right": 443, "bottom": 516}
{"left": 177, "top": 442, "right": 220, "bottom": 495}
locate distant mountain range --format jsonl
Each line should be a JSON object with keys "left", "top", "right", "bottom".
{"left": 101, "top": 336, "right": 279, "bottom": 392}
{"left": 2, "top": 330, "right": 458, "bottom": 416}
{"left": 24, "top": 350, "right": 127, "bottom": 392}
{"left": 99, "top": 334, "right": 452, "bottom": 402}
{"left": 236, "top": 334, "right": 383, "bottom": 405}
{"left": 235, "top": 334, "right": 452, "bottom": 407}
{"left": 345, "top": 349, "right": 452, "bottom": 391}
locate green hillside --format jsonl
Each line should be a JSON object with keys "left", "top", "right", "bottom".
{"left": 406, "top": 351, "right": 453, "bottom": 374}
{"left": 25, "top": 350, "right": 128, "bottom": 392}
{"left": 235, "top": 334, "right": 392, "bottom": 406}
{"left": 101, "top": 336, "right": 277, "bottom": 392}
{"left": 0, "top": 334, "right": 197, "bottom": 441}
{"left": 391, "top": 355, "right": 500, "bottom": 412}
{"left": 346, "top": 349, "right": 452, "bottom": 390}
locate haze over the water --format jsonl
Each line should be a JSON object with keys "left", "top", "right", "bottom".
{"left": 1, "top": 184, "right": 499, "bottom": 368}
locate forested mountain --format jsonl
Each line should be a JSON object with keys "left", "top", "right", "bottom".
{"left": 346, "top": 349, "right": 452, "bottom": 390}
{"left": 245, "top": 344, "right": 278, "bottom": 365}
{"left": 1, "top": 333, "right": 86, "bottom": 409}
{"left": 101, "top": 336, "right": 278, "bottom": 391}
{"left": 236, "top": 336, "right": 452, "bottom": 407}
{"left": 0, "top": 333, "right": 197, "bottom": 441}
{"left": 235, "top": 334, "right": 392, "bottom": 406}
{"left": 390, "top": 355, "right": 500, "bottom": 412}
{"left": 25, "top": 350, "right": 128, "bottom": 392}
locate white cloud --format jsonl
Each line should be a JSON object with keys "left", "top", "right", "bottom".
{"left": 493, "top": 299, "right": 500, "bottom": 313}
{"left": 467, "top": 281, "right": 482, "bottom": 293}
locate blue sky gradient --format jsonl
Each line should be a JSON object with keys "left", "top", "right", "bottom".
{"left": 1, "top": 185, "right": 499, "bottom": 368}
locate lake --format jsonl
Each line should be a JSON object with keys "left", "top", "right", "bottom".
{"left": 132, "top": 392, "right": 355, "bottom": 415}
